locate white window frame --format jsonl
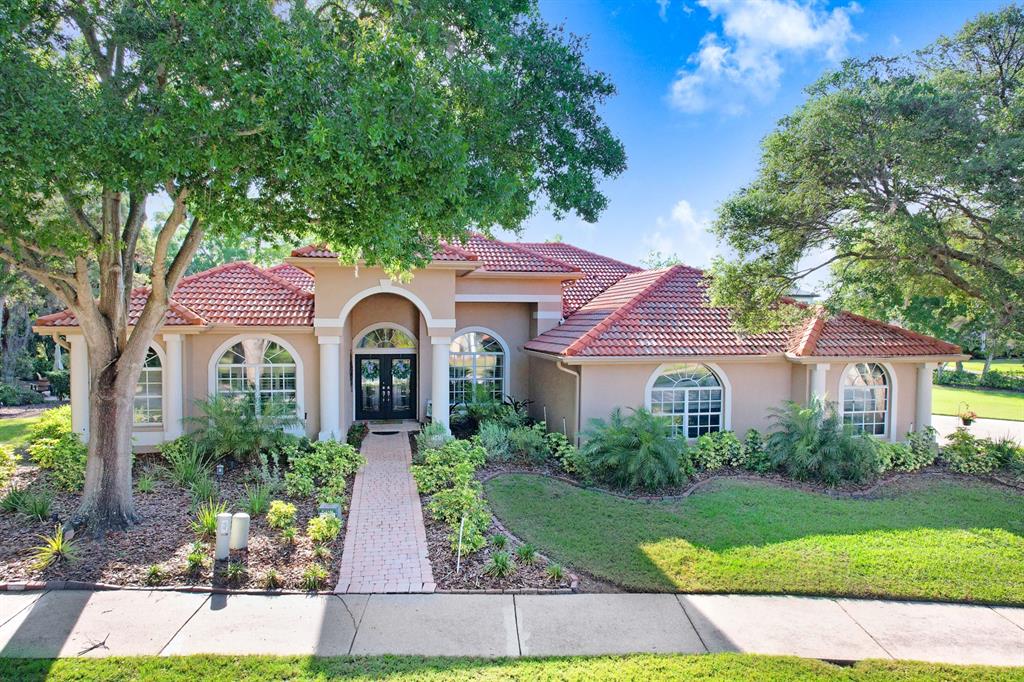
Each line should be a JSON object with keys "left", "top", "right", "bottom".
{"left": 839, "top": 362, "right": 896, "bottom": 440}
{"left": 448, "top": 326, "right": 510, "bottom": 406}
{"left": 352, "top": 323, "right": 418, "bottom": 355}
{"left": 133, "top": 344, "right": 166, "bottom": 426}
{"left": 207, "top": 334, "right": 305, "bottom": 427}
{"left": 644, "top": 362, "right": 732, "bottom": 439}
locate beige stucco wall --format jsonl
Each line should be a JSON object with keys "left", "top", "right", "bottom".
{"left": 528, "top": 355, "right": 579, "bottom": 438}
{"left": 453, "top": 302, "right": 532, "bottom": 401}
{"left": 183, "top": 328, "right": 319, "bottom": 439}
{"left": 817, "top": 360, "right": 920, "bottom": 438}
{"left": 455, "top": 277, "right": 565, "bottom": 297}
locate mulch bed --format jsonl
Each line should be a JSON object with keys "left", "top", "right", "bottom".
{"left": 0, "top": 459, "right": 350, "bottom": 591}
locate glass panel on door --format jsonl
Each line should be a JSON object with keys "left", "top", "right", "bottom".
{"left": 390, "top": 358, "right": 412, "bottom": 412}
{"left": 359, "top": 358, "right": 380, "bottom": 413}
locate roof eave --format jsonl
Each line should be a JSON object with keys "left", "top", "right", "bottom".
{"left": 784, "top": 352, "right": 970, "bottom": 364}
{"left": 461, "top": 269, "right": 585, "bottom": 280}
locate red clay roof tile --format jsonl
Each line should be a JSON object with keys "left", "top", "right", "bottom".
{"left": 518, "top": 242, "right": 640, "bottom": 315}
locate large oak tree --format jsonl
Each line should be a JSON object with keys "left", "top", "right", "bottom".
{"left": 708, "top": 6, "right": 1024, "bottom": 340}
{"left": 0, "top": 0, "right": 625, "bottom": 530}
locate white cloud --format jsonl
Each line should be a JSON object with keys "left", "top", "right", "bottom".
{"left": 657, "top": 0, "right": 671, "bottom": 21}
{"left": 668, "top": 0, "right": 860, "bottom": 114}
{"left": 640, "top": 199, "right": 722, "bottom": 267}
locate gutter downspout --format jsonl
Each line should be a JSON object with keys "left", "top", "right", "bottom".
{"left": 555, "top": 360, "right": 581, "bottom": 446}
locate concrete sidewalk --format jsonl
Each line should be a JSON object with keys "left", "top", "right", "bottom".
{"left": 1, "top": 591, "right": 1021, "bottom": 665}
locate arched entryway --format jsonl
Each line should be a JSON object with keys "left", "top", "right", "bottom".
{"left": 352, "top": 323, "right": 418, "bottom": 420}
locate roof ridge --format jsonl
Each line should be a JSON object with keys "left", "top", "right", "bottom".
{"left": 238, "top": 261, "right": 315, "bottom": 299}
{"left": 437, "top": 241, "right": 480, "bottom": 261}
{"left": 496, "top": 239, "right": 580, "bottom": 272}
{"left": 175, "top": 260, "right": 253, "bottom": 287}
{"left": 791, "top": 307, "right": 826, "bottom": 356}
{"left": 519, "top": 242, "right": 642, "bottom": 272}
{"left": 563, "top": 266, "right": 680, "bottom": 356}
{"left": 834, "top": 310, "right": 962, "bottom": 354}
{"left": 167, "top": 298, "right": 208, "bottom": 326}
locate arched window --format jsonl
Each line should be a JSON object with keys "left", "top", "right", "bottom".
{"left": 355, "top": 326, "right": 416, "bottom": 350}
{"left": 842, "top": 363, "right": 889, "bottom": 436}
{"left": 649, "top": 364, "right": 723, "bottom": 439}
{"left": 449, "top": 330, "right": 506, "bottom": 405}
{"left": 133, "top": 347, "right": 162, "bottom": 424}
{"left": 216, "top": 339, "right": 297, "bottom": 413}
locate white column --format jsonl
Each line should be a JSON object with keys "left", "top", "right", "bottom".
{"left": 69, "top": 335, "right": 89, "bottom": 442}
{"left": 810, "top": 363, "right": 829, "bottom": 404}
{"left": 431, "top": 336, "right": 450, "bottom": 431}
{"left": 163, "top": 334, "right": 184, "bottom": 439}
{"left": 318, "top": 335, "right": 341, "bottom": 440}
{"left": 915, "top": 363, "right": 936, "bottom": 431}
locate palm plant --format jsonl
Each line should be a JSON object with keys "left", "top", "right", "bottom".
{"left": 580, "top": 408, "right": 686, "bottom": 491}
{"left": 186, "top": 393, "right": 299, "bottom": 463}
{"left": 765, "top": 400, "right": 880, "bottom": 486}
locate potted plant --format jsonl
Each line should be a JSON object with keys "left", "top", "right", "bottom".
{"left": 958, "top": 403, "right": 977, "bottom": 426}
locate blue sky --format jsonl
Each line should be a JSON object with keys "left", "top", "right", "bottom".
{"left": 506, "top": 0, "right": 1005, "bottom": 277}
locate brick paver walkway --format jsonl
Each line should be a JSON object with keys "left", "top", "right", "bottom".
{"left": 335, "top": 430, "right": 435, "bottom": 593}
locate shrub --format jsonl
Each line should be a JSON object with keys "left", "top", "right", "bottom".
{"left": 45, "top": 370, "right": 70, "bottom": 400}
{"left": 0, "top": 383, "right": 43, "bottom": 407}
{"left": 738, "top": 429, "right": 772, "bottom": 472}
{"left": 546, "top": 563, "right": 565, "bottom": 582}
{"left": 307, "top": 513, "right": 342, "bottom": 544}
{"left": 692, "top": 431, "right": 742, "bottom": 471}
{"left": 186, "top": 543, "right": 206, "bottom": 575}
{"left": 31, "top": 525, "right": 78, "bottom": 570}
{"left": 136, "top": 472, "right": 156, "bottom": 494}
{"left": 477, "top": 421, "right": 513, "bottom": 462}
{"left": 935, "top": 368, "right": 1024, "bottom": 392}
{"left": 765, "top": 400, "right": 880, "bottom": 486}
{"left": 484, "top": 551, "right": 514, "bottom": 578}
{"left": 982, "top": 437, "right": 1024, "bottom": 470}
{"left": 0, "top": 444, "right": 16, "bottom": 489}
{"left": 580, "top": 408, "right": 687, "bottom": 491}
{"left": 515, "top": 543, "right": 538, "bottom": 564}
{"left": 491, "top": 533, "right": 507, "bottom": 550}
{"left": 267, "top": 500, "right": 297, "bottom": 529}
{"left": 346, "top": 422, "right": 369, "bottom": 450}
{"left": 413, "top": 438, "right": 490, "bottom": 554}
{"left": 27, "top": 405, "right": 73, "bottom": 442}
{"left": 301, "top": 563, "right": 328, "bottom": 590}
{"left": 313, "top": 544, "right": 332, "bottom": 561}
{"left": 942, "top": 429, "right": 1001, "bottom": 474}
{"left": 19, "top": 490, "right": 53, "bottom": 520}
{"left": 411, "top": 439, "right": 486, "bottom": 494}
{"left": 492, "top": 401, "right": 530, "bottom": 430}
{"left": 280, "top": 526, "right": 297, "bottom": 544}
{"left": 508, "top": 423, "right": 549, "bottom": 463}
{"left": 28, "top": 435, "right": 86, "bottom": 491}
{"left": 415, "top": 422, "right": 452, "bottom": 459}
{"left": 902, "top": 427, "right": 940, "bottom": 471}
{"left": 285, "top": 440, "right": 365, "bottom": 500}
{"left": 546, "top": 430, "right": 588, "bottom": 478}
{"left": 160, "top": 437, "right": 214, "bottom": 488}
{"left": 191, "top": 501, "right": 228, "bottom": 539}
{"left": 241, "top": 484, "right": 271, "bottom": 517}
{"left": 186, "top": 394, "right": 299, "bottom": 463}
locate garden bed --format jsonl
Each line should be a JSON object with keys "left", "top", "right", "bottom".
{"left": 0, "top": 459, "right": 350, "bottom": 591}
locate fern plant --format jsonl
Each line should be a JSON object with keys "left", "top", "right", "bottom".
{"left": 580, "top": 408, "right": 686, "bottom": 490}
{"left": 765, "top": 400, "right": 880, "bottom": 486}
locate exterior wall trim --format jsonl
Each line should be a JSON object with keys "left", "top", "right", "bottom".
{"left": 836, "top": 361, "right": 899, "bottom": 442}
{"left": 332, "top": 286, "right": 455, "bottom": 329}
{"left": 642, "top": 361, "right": 734, "bottom": 433}
{"left": 352, "top": 322, "right": 419, "bottom": 354}
{"left": 454, "top": 294, "right": 563, "bottom": 303}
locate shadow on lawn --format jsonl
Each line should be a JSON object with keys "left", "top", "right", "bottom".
{"left": 484, "top": 473, "right": 1024, "bottom": 600}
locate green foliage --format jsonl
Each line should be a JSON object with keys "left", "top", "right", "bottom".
{"left": 415, "top": 422, "right": 452, "bottom": 460}
{"left": 262, "top": 569, "right": 283, "bottom": 590}
{"left": 26, "top": 406, "right": 72, "bottom": 443}
{"left": 301, "top": 563, "right": 329, "bottom": 591}
{"left": 312, "top": 544, "right": 332, "bottom": 562}
{"left": 476, "top": 421, "right": 513, "bottom": 462}
{"left": 185, "top": 543, "right": 206, "bottom": 576}
{"left": 546, "top": 563, "right": 565, "bottom": 582}
{"left": 267, "top": 500, "right": 297, "bottom": 530}
{"left": 413, "top": 438, "right": 490, "bottom": 554}
{"left": 546, "top": 430, "right": 587, "bottom": 478}
{"left": 145, "top": 565, "right": 163, "bottom": 587}
{"left": 580, "top": 408, "right": 687, "bottom": 491}
{"left": 191, "top": 501, "right": 228, "bottom": 539}
{"left": 491, "top": 534, "right": 507, "bottom": 550}
{"left": 44, "top": 371, "right": 70, "bottom": 400}
{"left": 187, "top": 395, "right": 299, "bottom": 464}
{"left": 285, "top": 440, "right": 364, "bottom": 503}
{"left": 189, "top": 476, "right": 217, "bottom": 507}
{"left": 18, "top": 489, "right": 53, "bottom": 521}
{"left": 708, "top": 7, "right": 1024, "bottom": 339}
{"left": 514, "top": 543, "right": 538, "bottom": 565}
{"left": 27, "top": 435, "right": 86, "bottom": 491}
{"left": 346, "top": 423, "right": 369, "bottom": 450}
{"left": 692, "top": 431, "right": 742, "bottom": 471}
{"left": 935, "top": 369, "right": 1024, "bottom": 392}
{"left": 225, "top": 562, "right": 247, "bottom": 584}
{"left": 31, "top": 525, "right": 78, "bottom": 571}
{"left": 0, "top": 486, "right": 27, "bottom": 514}
{"left": 765, "top": 401, "right": 880, "bottom": 486}
{"left": 160, "top": 437, "right": 215, "bottom": 488}
{"left": 738, "top": 429, "right": 772, "bottom": 472}
{"left": 280, "top": 526, "right": 298, "bottom": 544}
{"left": 0, "top": 444, "right": 15, "bottom": 489}
{"left": 136, "top": 473, "right": 156, "bottom": 494}
{"left": 508, "top": 423, "right": 550, "bottom": 463}
{"left": 942, "top": 429, "right": 1001, "bottom": 475}
{"left": 483, "top": 551, "right": 515, "bottom": 579}
{"left": 306, "top": 513, "right": 342, "bottom": 544}
{"left": 412, "top": 440, "right": 487, "bottom": 495}
{"left": 0, "top": 383, "right": 43, "bottom": 406}
{"left": 241, "top": 484, "right": 271, "bottom": 517}
{"left": 877, "top": 429, "right": 939, "bottom": 474}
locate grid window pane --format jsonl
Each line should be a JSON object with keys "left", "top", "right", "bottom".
{"left": 448, "top": 332, "right": 505, "bottom": 406}
{"left": 842, "top": 363, "right": 889, "bottom": 436}
{"left": 216, "top": 340, "right": 298, "bottom": 415}
{"left": 133, "top": 348, "right": 163, "bottom": 424}
{"left": 649, "top": 365, "right": 723, "bottom": 439}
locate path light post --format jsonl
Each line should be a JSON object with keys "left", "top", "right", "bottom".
{"left": 215, "top": 512, "right": 232, "bottom": 561}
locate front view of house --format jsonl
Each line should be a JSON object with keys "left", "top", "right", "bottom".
{"left": 34, "top": 235, "right": 965, "bottom": 448}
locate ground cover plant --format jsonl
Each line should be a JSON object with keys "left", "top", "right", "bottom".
{"left": 0, "top": 653, "right": 1018, "bottom": 681}
{"left": 485, "top": 474, "right": 1024, "bottom": 603}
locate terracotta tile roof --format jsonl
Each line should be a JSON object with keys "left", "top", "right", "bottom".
{"left": 525, "top": 265, "right": 960, "bottom": 358}
{"left": 266, "top": 263, "right": 314, "bottom": 293}
{"left": 518, "top": 242, "right": 640, "bottom": 315}
{"left": 37, "top": 262, "right": 314, "bottom": 329}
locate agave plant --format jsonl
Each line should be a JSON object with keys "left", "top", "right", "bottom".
{"left": 580, "top": 408, "right": 685, "bottom": 491}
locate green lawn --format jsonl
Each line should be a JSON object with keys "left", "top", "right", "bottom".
{"left": 933, "top": 385, "right": 1024, "bottom": 422}
{"left": 1, "top": 654, "right": 1019, "bottom": 681}
{"left": 485, "top": 474, "right": 1024, "bottom": 604}
{"left": 961, "top": 358, "right": 1024, "bottom": 374}
{"left": 0, "top": 415, "right": 40, "bottom": 448}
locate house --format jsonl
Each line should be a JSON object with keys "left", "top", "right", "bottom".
{"left": 33, "top": 235, "right": 964, "bottom": 449}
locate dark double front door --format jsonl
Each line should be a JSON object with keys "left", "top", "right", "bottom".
{"left": 355, "top": 354, "right": 416, "bottom": 420}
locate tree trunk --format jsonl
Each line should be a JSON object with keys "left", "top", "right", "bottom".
{"left": 74, "top": 350, "right": 142, "bottom": 532}
{"left": 983, "top": 349, "right": 994, "bottom": 375}
{"left": 1, "top": 302, "right": 33, "bottom": 383}
{"left": 955, "top": 360, "right": 964, "bottom": 372}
